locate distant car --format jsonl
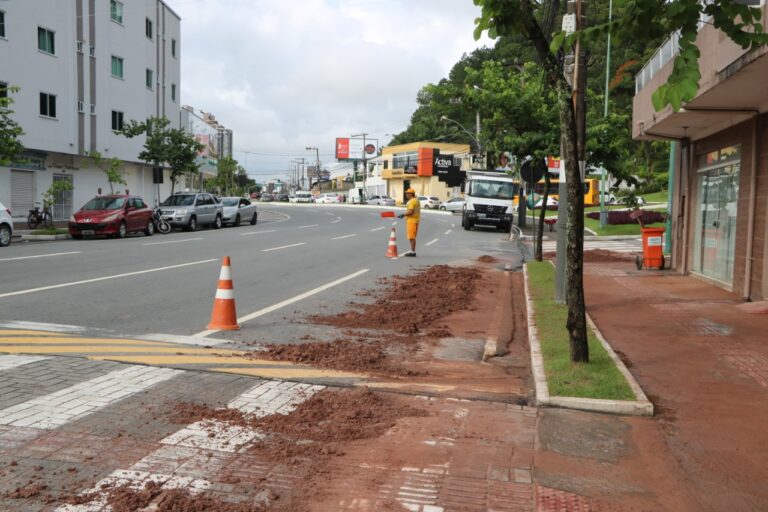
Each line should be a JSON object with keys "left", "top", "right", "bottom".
{"left": 220, "top": 197, "right": 258, "bottom": 226}
{"left": 617, "top": 195, "right": 647, "bottom": 206}
{"left": 368, "top": 195, "right": 395, "bottom": 206}
{"left": 292, "top": 191, "right": 314, "bottom": 203}
{"left": 69, "top": 195, "right": 154, "bottom": 239}
{"left": 439, "top": 197, "right": 466, "bottom": 212}
{"left": 250, "top": 192, "right": 260, "bottom": 200}
{"left": 418, "top": 196, "right": 441, "bottom": 209}
{"left": 277, "top": 194, "right": 290, "bottom": 202}
{"left": 532, "top": 196, "right": 559, "bottom": 209}
{"left": 159, "top": 192, "right": 223, "bottom": 231}
{"left": 316, "top": 193, "right": 340, "bottom": 204}
{"left": 0, "top": 201, "right": 13, "bottom": 247}
{"left": 260, "top": 194, "right": 274, "bottom": 202}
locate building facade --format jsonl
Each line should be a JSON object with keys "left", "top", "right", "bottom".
{"left": 632, "top": 5, "right": 768, "bottom": 299}
{"left": 381, "top": 142, "right": 471, "bottom": 205}
{"left": 0, "top": 0, "right": 181, "bottom": 220}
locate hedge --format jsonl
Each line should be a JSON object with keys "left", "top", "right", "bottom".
{"left": 586, "top": 209, "right": 666, "bottom": 225}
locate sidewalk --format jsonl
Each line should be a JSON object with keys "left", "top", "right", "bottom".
{"left": 532, "top": 260, "right": 768, "bottom": 511}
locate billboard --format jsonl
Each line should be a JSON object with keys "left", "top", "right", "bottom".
{"left": 335, "top": 137, "right": 377, "bottom": 160}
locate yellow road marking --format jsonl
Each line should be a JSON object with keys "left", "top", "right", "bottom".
{"left": 0, "top": 345, "right": 244, "bottom": 355}
{"left": 213, "top": 367, "right": 366, "bottom": 380}
{"left": 0, "top": 330, "right": 69, "bottom": 336}
{"left": 87, "top": 355, "right": 287, "bottom": 366}
{"left": 0, "top": 336, "right": 173, "bottom": 346}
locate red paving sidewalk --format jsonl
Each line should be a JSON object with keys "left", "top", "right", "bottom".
{"left": 557, "top": 261, "right": 768, "bottom": 511}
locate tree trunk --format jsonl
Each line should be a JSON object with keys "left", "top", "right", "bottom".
{"left": 535, "top": 173, "right": 550, "bottom": 261}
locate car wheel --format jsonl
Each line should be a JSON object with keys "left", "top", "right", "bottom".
{"left": 0, "top": 225, "right": 11, "bottom": 247}
{"left": 213, "top": 215, "right": 222, "bottom": 229}
{"left": 233, "top": 214, "right": 241, "bottom": 226}
{"left": 439, "top": 206, "right": 446, "bottom": 211}
{"left": 635, "top": 255, "right": 643, "bottom": 270}
{"left": 144, "top": 219, "right": 154, "bottom": 236}
{"left": 186, "top": 216, "right": 197, "bottom": 232}
{"left": 72, "top": 234, "right": 83, "bottom": 240}
{"left": 116, "top": 221, "right": 127, "bottom": 239}
{"left": 250, "top": 213, "right": 257, "bottom": 225}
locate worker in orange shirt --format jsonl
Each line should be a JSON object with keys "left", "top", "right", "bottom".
{"left": 398, "top": 188, "right": 420, "bottom": 257}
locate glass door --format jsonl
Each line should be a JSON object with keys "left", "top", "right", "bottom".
{"left": 694, "top": 162, "right": 739, "bottom": 284}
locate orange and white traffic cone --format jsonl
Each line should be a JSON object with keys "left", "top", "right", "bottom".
{"left": 207, "top": 256, "right": 240, "bottom": 330}
{"left": 386, "top": 227, "right": 398, "bottom": 258}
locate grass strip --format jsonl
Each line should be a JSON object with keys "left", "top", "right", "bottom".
{"left": 527, "top": 261, "right": 635, "bottom": 400}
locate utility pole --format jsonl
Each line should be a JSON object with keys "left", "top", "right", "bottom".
{"left": 599, "top": 0, "right": 613, "bottom": 227}
{"left": 305, "top": 147, "right": 319, "bottom": 191}
{"left": 351, "top": 133, "right": 368, "bottom": 201}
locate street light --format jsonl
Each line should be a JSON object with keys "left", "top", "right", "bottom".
{"left": 440, "top": 115, "right": 482, "bottom": 164}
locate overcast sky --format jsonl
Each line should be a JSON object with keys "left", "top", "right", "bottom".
{"left": 172, "top": 0, "right": 491, "bottom": 182}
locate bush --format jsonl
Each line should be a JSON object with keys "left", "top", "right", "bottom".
{"left": 586, "top": 209, "right": 666, "bottom": 225}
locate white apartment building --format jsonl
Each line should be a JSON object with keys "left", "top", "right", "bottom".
{"left": 0, "top": 0, "right": 181, "bottom": 221}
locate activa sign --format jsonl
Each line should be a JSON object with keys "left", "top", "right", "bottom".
{"left": 434, "top": 157, "right": 453, "bottom": 168}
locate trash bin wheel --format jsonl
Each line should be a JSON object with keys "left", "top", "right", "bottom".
{"left": 635, "top": 255, "right": 643, "bottom": 270}
{"left": 660, "top": 255, "right": 665, "bottom": 270}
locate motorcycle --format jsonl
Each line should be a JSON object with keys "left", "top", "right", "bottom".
{"left": 153, "top": 206, "right": 172, "bottom": 234}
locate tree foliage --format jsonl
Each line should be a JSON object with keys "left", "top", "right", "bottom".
{"left": 0, "top": 86, "right": 24, "bottom": 166}
{"left": 88, "top": 151, "right": 127, "bottom": 194}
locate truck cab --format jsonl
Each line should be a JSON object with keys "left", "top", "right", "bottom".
{"left": 462, "top": 171, "right": 518, "bottom": 232}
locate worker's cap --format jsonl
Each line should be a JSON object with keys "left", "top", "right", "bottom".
{"left": 405, "top": 188, "right": 416, "bottom": 195}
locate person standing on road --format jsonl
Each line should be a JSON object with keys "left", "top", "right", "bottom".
{"left": 398, "top": 188, "right": 420, "bottom": 257}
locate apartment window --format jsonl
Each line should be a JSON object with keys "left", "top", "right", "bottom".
{"left": 111, "top": 56, "right": 124, "bottom": 78}
{"left": 111, "top": 110, "right": 124, "bottom": 131}
{"left": 76, "top": 40, "right": 83, "bottom": 53}
{"left": 145, "top": 18, "right": 152, "bottom": 39}
{"left": 145, "top": 69, "right": 153, "bottom": 89}
{"left": 171, "top": 83, "right": 176, "bottom": 102}
{"left": 110, "top": 0, "right": 123, "bottom": 24}
{"left": 77, "top": 100, "right": 84, "bottom": 113}
{"left": 90, "top": 103, "right": 95, "bottom": 115}
{"left": 39, "top": 92, "right": 56, "bottom": 118}
{"left": 171, "top": 39, "right": 176, "bottom": 58}
{"left": 0, "top": 11, "right": 6, "bottom": 39}
{"left": 89, "top": 45, "right": 95, "bottom": 57}
{"left": 38, "top": 27, "right": 55, "bottom": 55}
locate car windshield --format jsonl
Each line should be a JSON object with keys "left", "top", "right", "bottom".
{"left": 468, "top": 180, "right": 519, "bottom": 200}
{"left": 429, "top": 197, "right": 439, "bottom": 201}
{"left": 161, "top": 195, "right": 195, "bottom": 206}
{"left": 82, "top": 197, "right": 126, "bottom": 210}
{"left": 221, "top": 198, "right": 239, "bottom": 206}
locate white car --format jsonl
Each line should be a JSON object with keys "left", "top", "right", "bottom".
{"left": 316, "top": 193, "right": 340, "bottom": 204}
{"left": 368, "top": 195, "right": 396, "bottom": 206}
{"left": 0, "top": 202, "right": 13, "bottom": 247}
{"left": 439, "top": 197, "right": 466, "bottom": 212}
{"left": 219, "top": 197, "right": 258, "bottom": 226}
{"left": 418, "top": 196, "right": 441, "bottom": 209}
{"left": 292, "top": 191, "right": 314, "bottom": 203}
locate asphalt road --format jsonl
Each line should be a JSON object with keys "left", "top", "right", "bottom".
{"left": 0, "top": 204, "right": 522, "bottom": 343}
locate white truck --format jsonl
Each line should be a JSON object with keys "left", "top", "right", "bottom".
{"left": 461, "top": 170, "right": 519, "bottom": 232}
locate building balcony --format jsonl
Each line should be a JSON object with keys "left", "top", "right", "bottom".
{"left": 632, "top": 4, "right": 768, "bottom": 142}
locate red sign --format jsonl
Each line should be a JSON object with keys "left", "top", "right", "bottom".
{"left": 547, "top": 156, "right": 561, "bottom": 169}
{"left": 336, "top": 138, "right": 350, "bottom": 160}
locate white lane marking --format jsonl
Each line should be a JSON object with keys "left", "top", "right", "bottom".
{"left": 240, "top": 229, "right": 276, "bottom": 236}
{"left": 392, "top": 221, "right": 397, "bottom": 227}
{"left": 143, "top": 237, "right": 203, "bottom": 246}
{"left": 0, "top": 321, "right": 87, "bottom": 333}
{"left": 297, "top": 224, "right": 319, "bottom": 229}
{"left": 370, "top": 227, "right": 386, "bottom": 232}
{"left": 444, "top": 229, "right": 452, "bottom": 235}
{"left": 0, "top": 366, "right": 182, "bottom": 429}
{"left": 0, "top": 355, "right": 50, "bottom": 371}
{"left": 136, "top": 333, "right": 234, "bottom": 347}
{"left": 0, "top": 259, "right": 219, "bottom": 299}
{"left": 0, "top": 251, "right": 81, "bottom": 262}
{"left": 261, "top": 242, "right": 306, "bottom": 252}
{"left": 451, "top": 224, "right": 456, "bottom": 228}
{"left": 331, "top": 234, "right": 357, "bottom": 240}
{"left": 330, "top": 217, "right": 342, "bottom": 224}
{"left": 196, "top": 268, "right": 369, "bottom": 336}
{"left": 425, "top": 239, "right": 439, "bottom": 246}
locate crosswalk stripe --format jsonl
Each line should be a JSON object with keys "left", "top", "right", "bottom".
{"left": 0, "top": 354, "right": 50, "bottom": 371}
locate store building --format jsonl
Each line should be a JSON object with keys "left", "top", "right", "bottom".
{"left": 632, "top": 9, "right": 768, "bottom": 299}
{"left": 381, "top": 142, "right": 471, "bottom": 205}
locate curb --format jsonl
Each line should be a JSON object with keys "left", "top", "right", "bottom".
{"left": 522, "top": 264, "right": 654, "bottom": 416}
{"left": 483, "top": 270, "right": 512, "bottom": 361}
{"left": 21, "top": 234, "right": 70, "bottom": 241}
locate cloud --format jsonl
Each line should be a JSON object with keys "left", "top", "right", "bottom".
{"left": 172, "top": 0, "right": 490, "bottom": 179}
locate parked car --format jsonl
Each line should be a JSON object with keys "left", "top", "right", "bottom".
{"left": 260, "top": 194, "right": 274, "bottom": 202}
{"left": 292, "top": 191, "right": 314, "bottom": 203}
{"left": 0, "top": 202, "right": 13, "bottom": 247}
{"left": 368, "top": 195, "right": 395, "bottom": 206}
{"left": 159, "top": 192, "right": 223, "bottom": 231}
{"left": 418, "top": 196, "right": 441, "bottom": 209}
{"left": 277, "top": 194, "right": 290, "bottom": 202}
{"left": 69, "top": 195, "right": 154, "bottom": 239}
{"left": 316, "top": 193, "right": 340, "bottom": 204}
{"left": 250, "top": 192, "right": 260, "bottom": 200}
{"left": 439, "top": 197, "right": 466, "bottom": 212}
{"left": 220, "top": 197, "right": 258, "bottom": 226}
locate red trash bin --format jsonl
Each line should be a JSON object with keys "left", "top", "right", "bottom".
{"left": 636, "top": 227, "right": 665, "bottom": 270}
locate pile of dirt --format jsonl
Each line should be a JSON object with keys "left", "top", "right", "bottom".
{"left": 311, "top": 265, "right": 481, "bottom": 333}
{"left": 583, "top": 249, "right": 636, "bottom": 263}
{"left": 168, "top": 401, "right": 251, "bottom": 427}
{"left": 255, "top": 339, "right": 422, "bottom": 377}
{"left": 3, "top": 482, "right": 48, "bottom": 499}
{"left": 477, "top": 255, "right": 498, "bottom": 263}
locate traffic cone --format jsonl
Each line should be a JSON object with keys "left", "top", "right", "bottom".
{"left": 386, "top": 227, "right": 398, "bottom": 258}
{"left": 207, "top": 256, "right": 240, "bottom": 330}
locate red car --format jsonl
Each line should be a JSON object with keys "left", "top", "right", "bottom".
{"left": 69, "top": 195, "right": 154, "bottom": 239}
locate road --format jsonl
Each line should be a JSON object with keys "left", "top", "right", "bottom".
{"left": 0, "top": 204, "right": 521, "bottom": 344}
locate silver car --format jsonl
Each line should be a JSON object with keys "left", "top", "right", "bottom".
{"left": 0, "top": 201, "right": 13, "bottom": 247}
{"left": 220, "top": 197, "right": 258, "bottom": 226}
{"left": 159, "top": 193, "right": 223, "bottom": 231}
{"left": 439, "top": 197, "right": 466, "bottom": 212}
{"left": 368, "top": 195, "right": 395, "bottom": 206}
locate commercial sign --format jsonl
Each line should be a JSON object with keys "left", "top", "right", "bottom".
{"left": 335, "top": 137, "right": 378, "bottom": 160}
{"left": 433, "top": 151, "right": 463, "bottom": 187}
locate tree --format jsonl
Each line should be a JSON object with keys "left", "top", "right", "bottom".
{"left": 121, "top": 117, "right": 203, "bottom": 194}
{"left": 0, "top": 86, "right": 24, "bottom": 166}
{"left": 88, "top": 151, "right": 127, "bottom": 194}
